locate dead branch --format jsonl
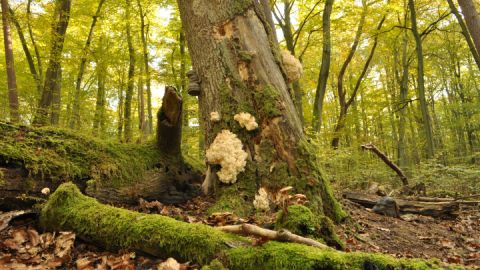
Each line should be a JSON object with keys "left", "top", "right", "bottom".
{"left": 361, "top": 143, "right": 409, "bottom": 186}
{"left": 216, "top": 224, "right": 329, "bottom": 249}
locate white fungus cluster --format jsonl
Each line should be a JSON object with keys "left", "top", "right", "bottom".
{"left": 234, "top": 112, "right": 258, "bottom": 131}
{"left": 210, "top": 111, "right": 221, "bottom": 122}
{"left": 253, "top": 187, "right": 270, "bottom": 211}
{"left": 205, "top": 130, "right": 248, "bottom": 184}
{"left": 281, "top": 50, "right": 303, "bottom": 83}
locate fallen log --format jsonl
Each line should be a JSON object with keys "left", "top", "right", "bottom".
{"left": 344, "top": 192, "right": 459, "bottom": 218}
{"left": 40, "top": 183, "right": 450, "bottom": 269}
{"left": 0, "top": 100, "right": 202, "bottom": 209}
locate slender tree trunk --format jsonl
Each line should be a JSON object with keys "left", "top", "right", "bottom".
{"left": 312, "top": 0, "right": 334, "bottom": 132}
{"left": 70, "top": 0, "right": 106, "bottom": 129}
{"left": 138, "top": 58, "right": 146, "bottom": 136}
{"left": 50, "top": 67, "right": 62, "bottom": 125}
{"left": 177, "top": 0, "right": 346, "bottom": 221}
{"left": 8, "top": 8, "right": 42, "bottom": 95}
{"left": 117, "top": 86, "right": 124, "bottom": 141}
{"left": 409, "top": 0, "right": 435, "bottom": 158}
{"left": 1, "top": 0, "right": 19, "bottom": 122}
{"left": 93, "top": 59, "right": 106, "bottom": 136}
{"left": 33, "top": 0, "right": 71, "bottom": 126}
{"left": 458, "top": 0, "right": 480, "bottom": 60}
{"left": 397, "top": 29, "right": 409, "bottom": 169}
{"left": 27, "top": 0, "right": 42, "bottom": 79}
{"left": 124, "top": 0, "right": 135, "bottom": 143}
{"left": 447, "top": 0, "right": 480, "bottom": 69}
{"left": 137, "top": 0, "right": 153, "bottom": 134}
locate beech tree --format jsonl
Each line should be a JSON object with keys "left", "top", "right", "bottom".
{"left": 1, "top": 0, "right": 19, "bottom": 122}
{"left": 34, "top": 0, "right": 72, "bottom": 126}
{"left": 177, "top": 0, "right": 345, "bottom": 221}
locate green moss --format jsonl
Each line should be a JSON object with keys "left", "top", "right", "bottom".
{"left": 225, "top": 242, "right": 453, "bottom": 270}
{"left": 295, "top": 139, "right": 348, "bottom": 223}
{"left": 41, "top": 183, "right": 460, "bottom": 270}
{"left": 253, "top": 85, "right": 282, "bottom": 118}
{"left": 40, "top": 183, "right": 244, "bottom": 265}
{"left": 0, "top": 122, "right": 162, "bottom": 188}
{"left": 202, "top": 259, "right": 228, "bottom": 270}
{"left": 275, "top": 205, "right": 344, "bottom": 250}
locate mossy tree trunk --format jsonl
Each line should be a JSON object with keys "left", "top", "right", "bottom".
{"left": 177, "top": 0, "right": 345, "bottom": 221}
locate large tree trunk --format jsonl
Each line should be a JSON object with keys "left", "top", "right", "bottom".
{"left": 1, "top": 0, "right": 20, "bottom": 123}
{"left": 33, "top": 0, "right": 71, "bottom": 126}
{"left": 177, "top": 0, "right": 345, "bottom": 221}
{"left": 70, "top": 0, "right": 106, "bottom": 129}
{"left": 447, "top": 0, "right": 480, "bottom": 70}
{"left": 312, "top": 0, "right": 334, "bottom": 132}
{"left": 458, "top": 0, "right": 480, "bottom": 61}
{"left": 409, "top": 0, "right": 435, "bottom": 158}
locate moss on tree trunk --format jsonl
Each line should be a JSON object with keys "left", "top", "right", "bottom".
{"left": 40, "top": 183, "right": 455, "bottom": 270}
{"left": 178, "top": 0, "right": 345, "bottom": 222}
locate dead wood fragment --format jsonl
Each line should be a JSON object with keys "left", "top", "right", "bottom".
{"left": 361, "top": 143, "right": 409, "bottom": 186}
{"left": 344, "top": 192, "right": 459, "bottom": 218}
{"left": 216, "top": 224, "right": 329, "bottom": 249}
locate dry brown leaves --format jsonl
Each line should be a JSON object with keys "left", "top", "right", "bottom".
{"left": 0, "top": 227, "right": 75, "bottom": 269}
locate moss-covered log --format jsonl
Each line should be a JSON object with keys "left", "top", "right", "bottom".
{"left": 0, "top": 122, "right": 201, "bottom": 209}
{"left": 40, "top": 183, "right": 458, "bottom": 270}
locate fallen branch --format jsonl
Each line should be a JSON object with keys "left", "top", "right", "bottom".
{"left": 361, "top": 143, "right": 408, "bottom": 186}
{"left": 217, "top": 224, "right": 328, "bottom": 249}
{"left": 40, "top": 183, "right": 447, "bottom": 269}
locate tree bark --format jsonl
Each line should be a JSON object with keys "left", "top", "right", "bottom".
{"left": 33, "top": 0, "right": 71, "bottom": 126}
{"left": 408, "top": 0, "right": 435, "bottom": 158}
{"left": 177, "top": 0, "right": 345, "bottom": 221}
{"left": 447, "top": 0, "right": 480, "bottom": 70}
{"left": 50, "top": 67, "right": 62, "bottom": 125}
{"left": 457, "top": 0, "right": 480, "bottom": 62}
{"left": 70, "top": 0, "right": 106, "bottom": 129}
{"left": 124, "top": 0, "right": 135, "bottom": 143}
{"left": 312, "top": 0, "right": 334, "bottom": 132}
{"left": 1, "top": 0, "right": 20, "bottom": 123}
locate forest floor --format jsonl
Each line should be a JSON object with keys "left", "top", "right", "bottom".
{"left": 0, "top": 194, "right": 479, "bottom": 269}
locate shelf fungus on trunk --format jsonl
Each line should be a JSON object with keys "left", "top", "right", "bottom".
{"left": 187, "top": 70, "right": 201, "bottom": 96}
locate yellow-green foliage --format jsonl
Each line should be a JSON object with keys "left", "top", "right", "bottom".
{"left": 0, "top": 122, "right": 162, "bottom": 187}
{"left": 42, "top": 183, "right": 458, "bottom": 270}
